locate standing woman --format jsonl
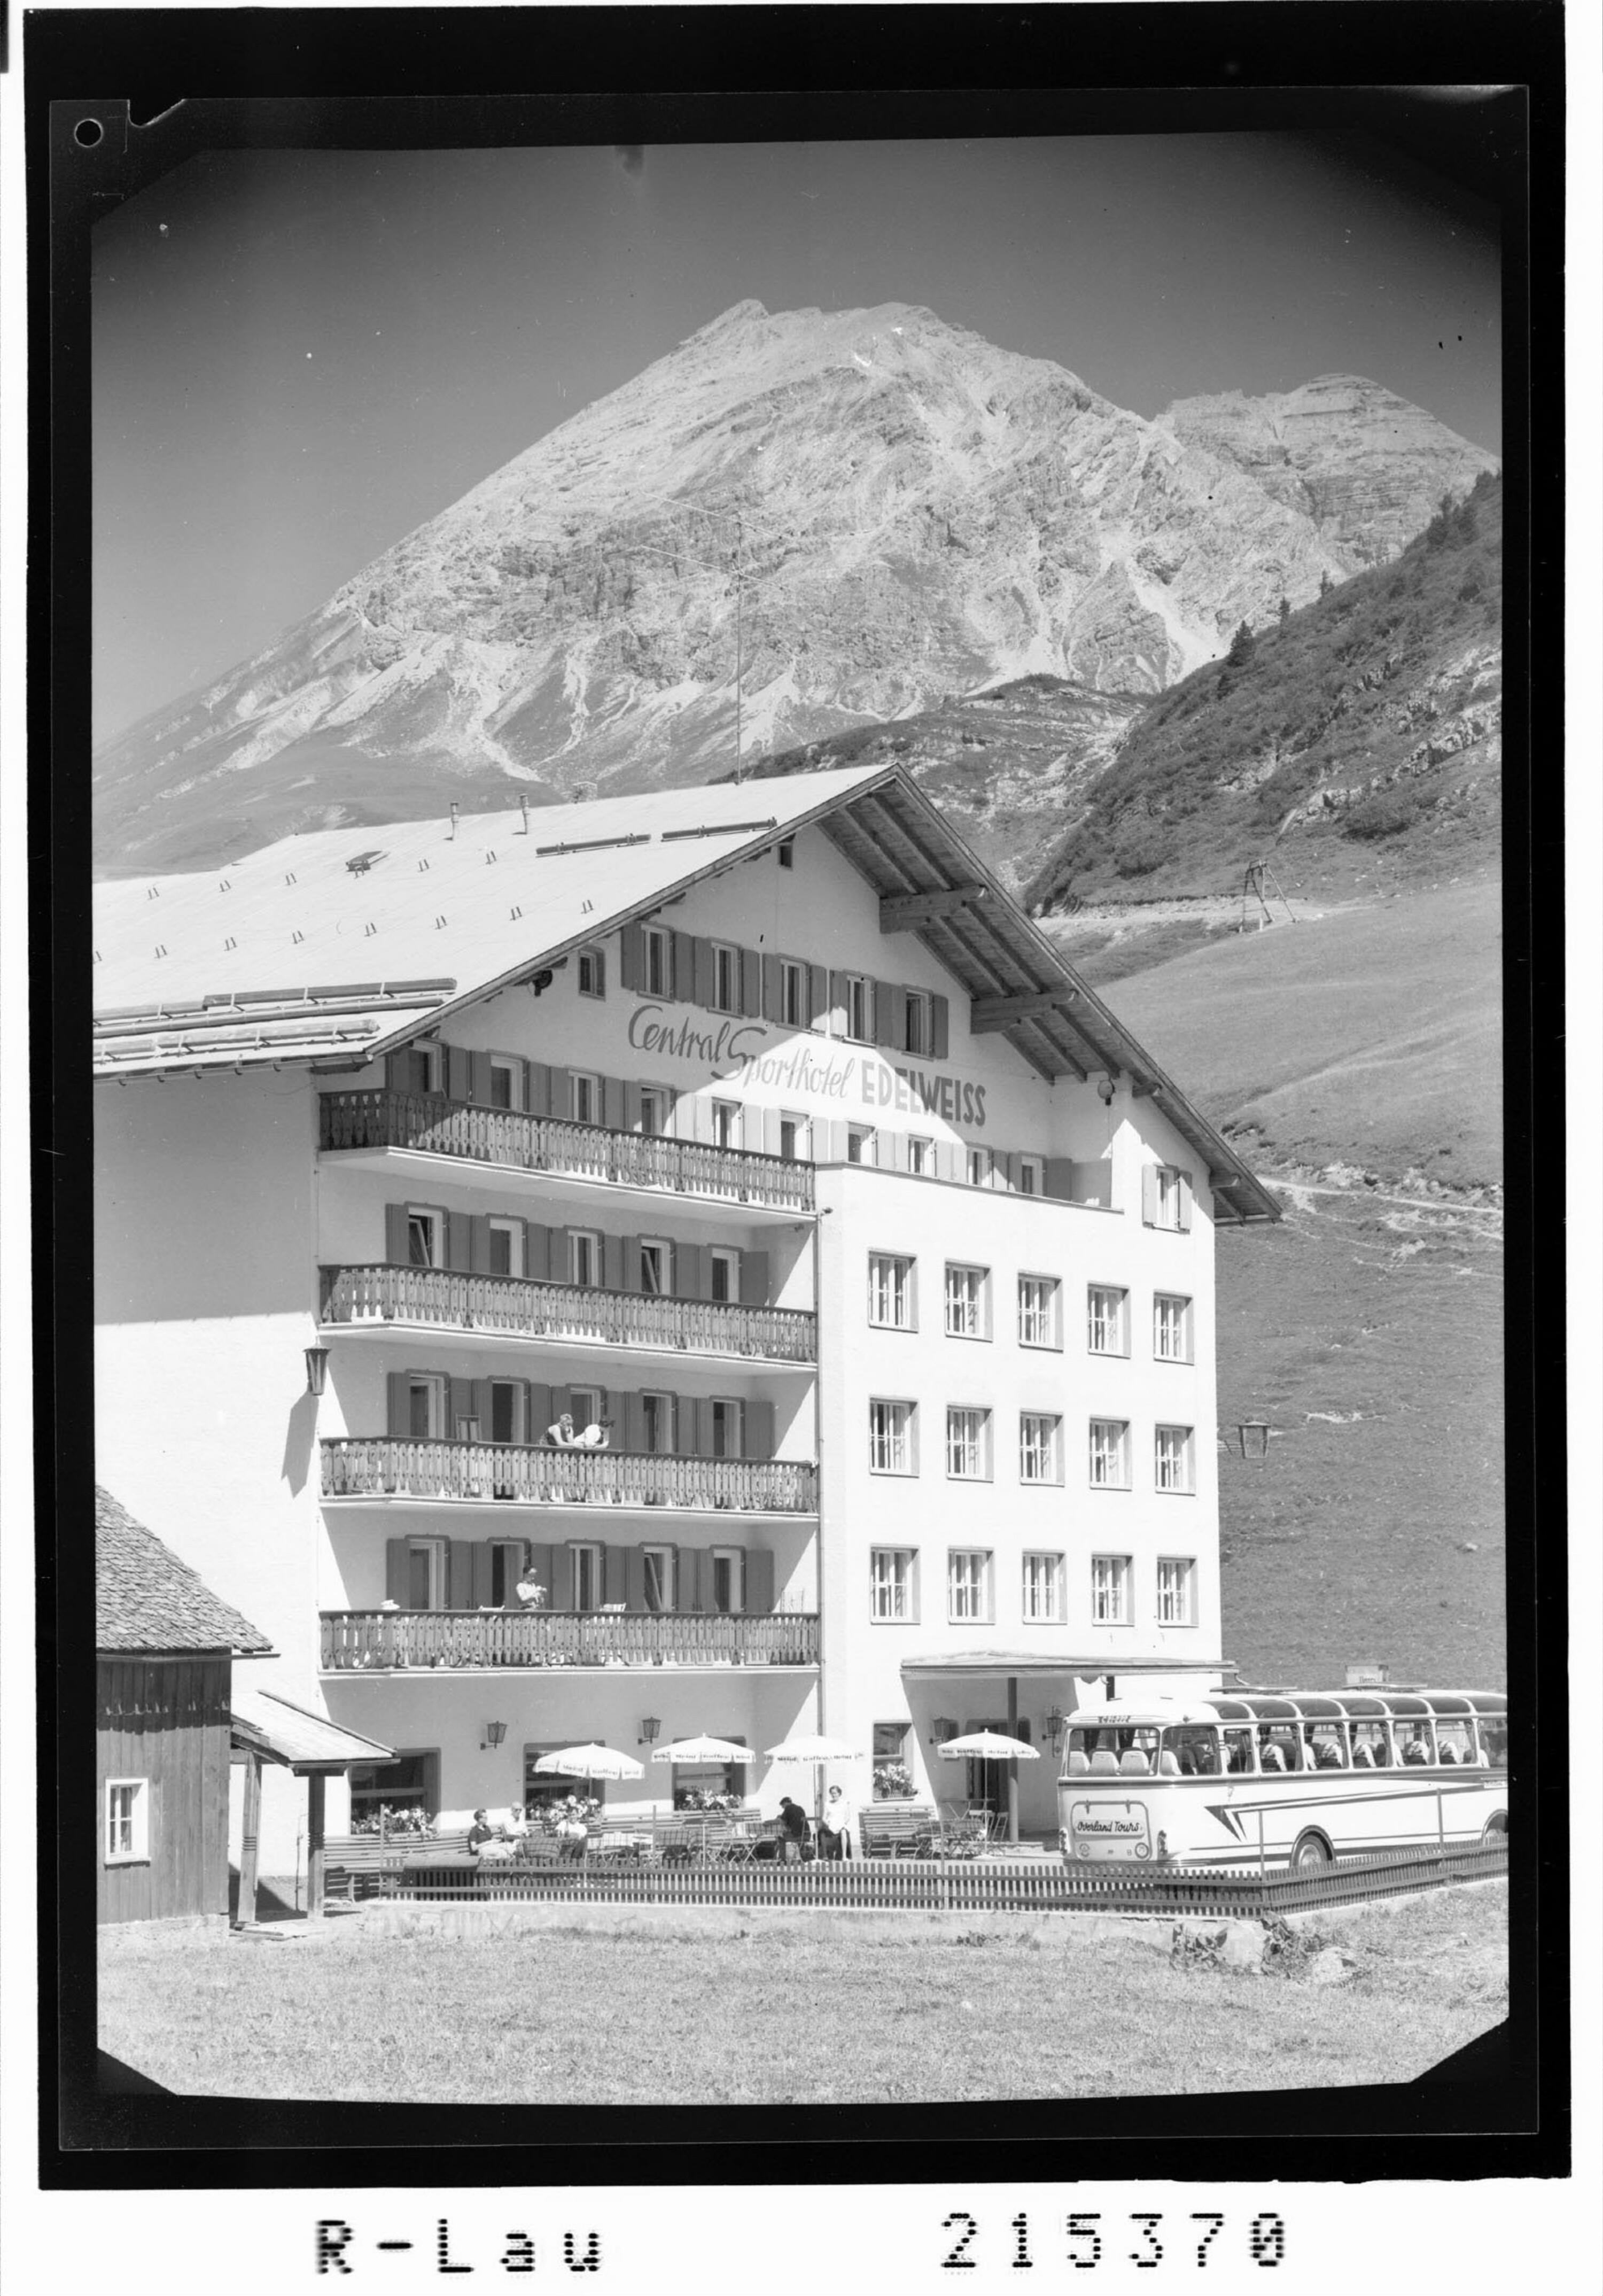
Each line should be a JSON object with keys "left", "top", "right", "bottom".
{"left": 819, "top": 1783, "right": 855, "bottom": 1861}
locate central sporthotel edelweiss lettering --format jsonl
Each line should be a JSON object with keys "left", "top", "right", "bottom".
{"left": 626, "top": 1004, "right": 989, "bottom": 1127}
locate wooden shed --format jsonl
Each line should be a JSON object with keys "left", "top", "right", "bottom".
{"left": 96, "top": 1487, "right": 274, "bottom": 1928}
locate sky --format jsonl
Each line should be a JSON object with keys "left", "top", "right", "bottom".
{"left": 92, "top": 132, "right": 1502, "bottom": 743}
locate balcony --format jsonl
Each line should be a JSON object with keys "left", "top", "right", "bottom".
{"left": 320, "top": 1438, "right": 818, "bottom": 1516}
{"left": 319, "top": 1265, "right": 816, "bottom": 1367}
{"left": 321, "top": 1608, "right": 821, "bottom": 1672}
{"left": 319, "top": 1090, "right": 814, "bottom": 1215}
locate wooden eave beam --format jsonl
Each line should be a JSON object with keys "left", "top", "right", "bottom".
{"left": 970, "top": 988, "right": 1080, "bottom": 1031}
{"left": 879, "top": 885, "right": 992, "bottom": 931}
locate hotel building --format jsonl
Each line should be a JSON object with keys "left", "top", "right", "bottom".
{"left": 92, "top": 765, "right": 1278, "bottom": 1877}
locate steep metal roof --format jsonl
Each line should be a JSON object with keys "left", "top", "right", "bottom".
{"left": 96, "top": 1486, "right": 274, "bottom": 1656}
{"left": 92, "top": 764, "right": 1278, "bottom": 1222}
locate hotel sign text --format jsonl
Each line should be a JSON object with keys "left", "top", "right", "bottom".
{"left": 626, "top": 1005, "right": 989, "bottom": 1129}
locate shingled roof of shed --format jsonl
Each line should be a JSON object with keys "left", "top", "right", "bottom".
{"left": 95, "top": 1486, "right": 274, "bottom": 1655}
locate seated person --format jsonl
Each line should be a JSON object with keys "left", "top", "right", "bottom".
{"left": 1315, "top": 1741, "right": 1344, "bottom": 1769}
{"left": 574, "top": 1420, "right": 612, "bottom": 1449}
{"left": 466, "top": 1808, "right": 497, "bottom": 1854}
{"left": 1259, "top": 1741, "right": 1285, "bottom": 1772}
{"left": 546, "top": 1412, "right": 578, "bottom": 1447}
{"left": 1402, "top": 1733, "right": 1431, "bottom": 1765}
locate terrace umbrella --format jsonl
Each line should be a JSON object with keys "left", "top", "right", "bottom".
{"left": 937, "top": 1731, "right": 1041, "bottom": 1841}
{"left": 649, "top": 1736, "right": 757, "bottom": 1766}
{"left": 762, "top": 1734, "right": 866, "bottom": 1823}
{"left": 532, "top": 1743, "right": 644, "bottom": 1784}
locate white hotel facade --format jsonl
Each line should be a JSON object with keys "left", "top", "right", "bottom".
{"left": 93, "top": 765, "right": 1278, "bottom": 1876}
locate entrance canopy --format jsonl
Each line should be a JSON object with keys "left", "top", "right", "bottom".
{"left": 230, "top": 1685, "right": 393, "bottom": 1775}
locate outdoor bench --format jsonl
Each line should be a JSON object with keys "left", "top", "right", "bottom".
{"left": 323, "top": 1830, "right": 470, "bottom": 1901}
{"left": 858, "top": 1810, "right": 937, "bottom": 1860}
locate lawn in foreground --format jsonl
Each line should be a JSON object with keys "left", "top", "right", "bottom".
{"left": 99, "top": 1883, "right": 1506, "bottom": 2105}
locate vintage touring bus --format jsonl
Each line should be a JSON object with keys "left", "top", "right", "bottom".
{"left": 1058, "top": 1690, "right": 1507, "bottom": 1871}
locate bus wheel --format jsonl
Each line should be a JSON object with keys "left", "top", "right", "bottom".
{"left": 1480, "top": 1813, "right": 1507, "bottom": 1845}
{"left": 1291, "top": 1830, "right": 1333, "bottom": 1870}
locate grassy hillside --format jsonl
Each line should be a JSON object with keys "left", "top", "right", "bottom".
{"left": 1026, "top": 473, "right": 1502, "bottom": 911}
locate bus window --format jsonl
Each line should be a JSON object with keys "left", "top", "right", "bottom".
{"left": 1350, "top": 1719, "right": 1391, "bottom": 1768}
{"left": 1436, "top": 1720, "right": 1476, "bottom": 1766}
{"left": 1399, "top": 1722, "right": 1436, "bottom": 1766}
{"left": 1258, "top": 1726, "right": 1303, "bottom": 1773}
{"left": 1161, "top": 1726, "right": 1221, "bottom": 1776}
{"left": 1306, "top": 1721, "right": 1349, "bottom": 1770}
{"left": 1480, "top": 1717, "right": 1507, "bottom": 1770}
{"left": 1222, "top": 1728, "right": 1255, "bottom": 1774}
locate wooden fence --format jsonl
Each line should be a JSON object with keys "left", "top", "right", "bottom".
{"left": 321, "top": 1607, "right": 821, "bottom": 1670}
{"left": 320, "top": 1438, "right": 818, "bottom": 1514}
{"left": 320, "top": 1263, "right": 816, "bottom": 1364}
{"left": 320, "top": 1090, "right": 814, "bottom": 1212}
{"left": 390, "top": 1839, "right": 1508, "bottom": 1915}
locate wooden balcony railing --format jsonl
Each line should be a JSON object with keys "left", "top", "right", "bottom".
{"left": 320, "top": 1438, "right": 818, "bottom": 1514}
{"left": 320, "top": 1607, "right": 821, "bottom": 1671}
{"left": 319, "top": 1090, "right": 815, "bottom": 1212}
{"left": 319, "top": 1264, "right": 817, "bottom": 1364}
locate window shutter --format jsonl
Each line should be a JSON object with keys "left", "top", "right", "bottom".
{"left": 387, "top": 1373, "right": 410, "bottom": 1438}
{"left": 671, "top": 930, "right": 695, "bottom": 1001}
{"left": 620, "top": 1392, "right": 645, "bottom": 1453}
{"left": 624, "top": 1081, "right": 643, "bottom": 1132}
{"left": 549, "top": 1544, "right": 574, "bottom": 1612}
{"left": 547, "top": 1068, "right": 571, "bottom": 1120}
{"left": 602, "top": 1231, "right": 626, "bottom": 1292}
{"left": 469, "top": 1214, "right": 493, "bottom": 1275}
{"left": 692, "top": 938, "right": 717, "bottom": 1008}
{"left": 448, "top": 1540, "right": 476, "bottom": 1609}
{"left": 384, "top": 1050, "right": 410, "bottom": 1092}
{"left": 527, "top": 1383, "right": 553, "bottom": 1441}
{"left": 446, "top": 1044, "right": 471, "bottom": 1102}
{"left": 930, "top": 994, "right": 950, "bottom": 1059}
{"left": 524, "top": 1224, "right": 549, "bottom": 1282}
{"left": 882, "top": 1132, "right": 906, "bottom": 1173}
{"left": 745, "top": 1399, "right": 775, "bottom": 1461}
{"left": 941, "top": 1139, "right": 966, "bottom": 1183}
{"left": 602, "top": 1075, "right": 626, "bottom": 1131}
{"left": 659, "top": 1082, "right": 680, "bottom": 1131}
{"left": 762, "top": 1108, "right": 782, "bottom": 1158}
{"left": 828, "top": 969, "right": 849, "bottom": 1036}
{"left": 740, "top": 947, "right": 763, "bottom": 1018}
{"left": 738, "top": 1251, "right": 768, "bottom": 1306}
{"left": 446, "top": 1210, "right": 472, "bottom": 1271}
{"left": 526, "top": 1061, "right": 552, "bottom": 1119}
{"left": 604, "top": 1543, "right": 629, "bottom": 1605}
{"left": 548, "top": 1383, "right": 573, "bottom": 1427}
{"left": 1044, "top": 1158, "right": 1073, "bottom": 1201}
{"left": 692, "top": 1548, "right": 716, "bottom": 1613}
{"left": 684, "top": 1095, "right": 712, "bottom": 1145}
{"left": 620, "top": 921, "right": 646, "bottom": 991}
{"left": 1184, "top": 1302, "right": 1196, "bottom": 1364}
{"left": 874, "top": 981, "right": 900, "bottom": 1048}
{"left": 761, "top": 952, "right": 783, "bottom": 1021}
{"left": 385, "top": 1203, "right": 409, "bottom": 1263}
{"left": 808, "top": 963, "right": 831, "bottom": 1030}
{"left": 547, "top": 1227, "right": 572, "bottom": 1285}
{"left": 675, "top": 1242, "right": 705, "bottom": 1300}
{"left": 1071, "top": 1159, "right": 1114, "bottom": 1207}
{"left": 385, "top": 1538, "right": 409, "bottom": 1605}
{"left": 469, "top": 1050, "right": 493, "bottom": 1105}
{"left": 471, "top": 1378, "right": 493, "bottom": 1433}
{"left": 472, "top": 1542, "right": 495, "bottom": 1609}
{"left": 665, "top": 1393, "right": 691, "bottom": 1456}
{"left": 625, "top": 1545, "right": 647, "bottom": 1610}
{"left": 1177, "top": 1170, "right": 1194, "bottom": 1231}
{"left": 695, "top": 1398, "right": 716, "bottom": 1456}
{"left": 619, "top": 1236, "right": 642, "bottom": 1294}
{"left": 448, "top": 1376, "right": 476, "bottom": 1434}
{"left": 1141, "top": 1167, "right": 1158, "bottom": 1227}
{"left": 745, "top": 1547, "right": 773, "bottom": 1616}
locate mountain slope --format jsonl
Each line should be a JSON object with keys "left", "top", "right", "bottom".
{"left": 92, "top": 300, "right": 1495, "bottom": 876}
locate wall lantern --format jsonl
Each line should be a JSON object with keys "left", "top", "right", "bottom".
{"left": 304, "top": 1346, "right": 330, "bottom": 1398}
{"left": 1238, "top": 1419, "right": 1271, "bottom": 1465}
{"left": 1042, "top": 1706, "right": 1067, "bottom": 1753}
{"left": 480, "top": 1720, "right": 509, "bottom": 1751}
{"left": 638, "top": 1716, "right": 661, "bottom": 1747}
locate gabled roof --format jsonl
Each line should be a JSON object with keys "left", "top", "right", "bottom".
{"left": 230, "top": 1686, "right": 394, "bottom": 1773}
{"left": 96, "top": 1486, "right": 274, "bottom": 1656}
{"left": 92, "top": 765, "right": 1278, "bottom": 1222}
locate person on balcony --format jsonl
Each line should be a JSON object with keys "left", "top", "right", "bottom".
{"left": 545, "top": 1413, "right": 579, "bottom": 1446}
{"left": 515, "top": 1570, "right": 546, "bottom": 1609}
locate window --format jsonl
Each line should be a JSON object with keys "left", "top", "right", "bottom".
{"left": 844, "top": 973, "right": 872, "bottom": 1042}
{"left": 873, "top": 1721, "right": 913, "bottom": 1798}
{"left": 571, "top": 1071, "right": 599, "bottom": 1125}
{"left": 570, "top": 1231, "right": 601, "bottom": 1289}
{"left": 868, "top": 1253, "right": 914, "bottom": 1330}
{"left": 1148, "top": 1165, "right": 1190, "bottom": 1231}
{"left": 1155, "top": 1425, "right": 1195, "bottom": 1493}
{"left": 1017, "top": 1273, "right": 1061, "bottom": 1348}
{"left": 488, "top": 1380, "right": 524, "bottom": 1444}
{"left": 577, "top": 945, "right": 605, "bottom": 998}
{"left": 1087, "top": 1284, "right": 1129, "bottom": 1355}
{"left": 638, "top": 1087, "right": 668, "bottom": 1137}
{"left": 870, "top": 1548, "right": 918, "bottom": 1622}
{"left": 966, "top": 1145, "right": 992, "bottom": 1188}
{"left": 777, "top": 839, "right": 795, "bottom": 870}
{"left": 641, "top": 1544, "right": 676, "bottom": 1611}
{"left": 846, "top": 1124, "right": 874, "bottom": 1166}
{"left": 779, "top": 1112, "right": 809, "bottom": 1162}
{"left": 640, "top": 1392, "right": 673, "bottom": 1454}
{"left": 488, "top": 1055, "right": 523, "bottom": 1110}
{"left": 1017, "top": 1155, "right": 1042, "bottom": 1197}
{"left": 403, "top": 1538, "right": 447, "bottom": 1610}
{"left": 708, "top": 1399, "right": 743, "bottom": 1458}
{"left": 399, "top": 1040, "right": 442, "bottom": 1094}
{"left": 405, "top": 1206, "right": 443, "bottom": 1267}
{"left": 487, "top": 1218, "right": 524, "bottom": 1278}
{"left": 712, "top": 942, "right": 740, "bottom": 1014}
{"left": 1021, "top": 1552, "right": 1064, "bottom": 1623}
{"left": 712, "top": 1099, "right": 740, "bottom": 1149}
{"left": 349, "top": 1749, "right": 439, "bottom": 1826}
{"left": 711, "top": 1547, "right": 745, "bottom": 1614}
{"left": 945, "top": 1262, "right": 989, "bottom": 1339}
{"left": 946, "top": 1548, "right": 992, "bottom": 1623}
{"left": 642, "top": 926, "right": 670, "bottom": 998}
{"left": 570, "top": 1542, "right": 604, "bottom": 1610}
{"left": 1154, "top": 1293, "right": 1193, "bottom": 1362}
{"left": 406, "top": 1374, "right": 446, "bottom": 1440}
{"left": 904, "top": 990, "right": 931, "bottom": 1056}
{"left": 104, "top": 1778, "right": 149, "bottom": 1864}
{"left": 1090, "top": 1555, "right": 1131, "bottom": 1625}
{"left": 638, "top": 1238, "right": 672, "bottom": 1296}
{"left": 945, "top": 1406, "right": 991, "bottom": 1480}
{"left": 1019, "top": 1413, "right": 1062, "bottom": 1484}
{"left": 709, "top": 1247, "right": 737, "bottom": 1304}
{"left": 1088, "top": 1418, "right": 1131, "bottom": 1489}
{"left": 1157, "top": 1557, "right": 1196, "bottom": 1626}
{"left": 906, "top": 1136, "right": 932, "bottom": 1177}
{"left": 487, "top": 1539, "right": 524, "bottom": 1605}
{"left": 869, "top": 1399, "right": 915, "bottom": 1475}
{"left": 780, "top": 959, "right": 806, "bottom": 1027}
